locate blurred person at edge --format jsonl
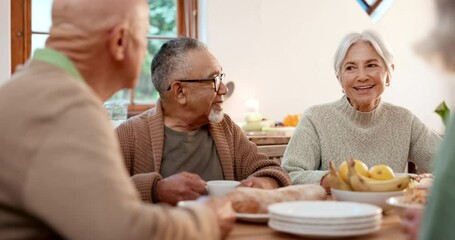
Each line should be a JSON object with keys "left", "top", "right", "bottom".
{"left": 401, "top": 0, "right": 455, "bottom": 239}
{"left": 281, "top": 30, "right": 442, "bottom": 192}
{"left": 115, "top": 38, "right": 291, "bottom": 206}
{"left": 0, "top": 0, "right": 234, "bottom": 239}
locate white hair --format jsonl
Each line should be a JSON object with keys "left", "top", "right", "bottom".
{"left": 334, "top": 30, "right": 395, "bottom": 81}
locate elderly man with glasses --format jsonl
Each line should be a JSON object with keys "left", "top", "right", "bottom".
{"left": 116, "top": 38, "right": 290, "bottom": 206}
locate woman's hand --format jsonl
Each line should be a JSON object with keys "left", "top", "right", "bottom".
{"left": 401, "top": 208, "right": 424, "bottom": 240}
{"left": 197, "top": 196, "right": 236, "bottom": 239}
{"left": 414, "top": 173, "right": 434, "bottom": 182}
{"left": 320, "top": 173, "right": 331, "bottom": 193}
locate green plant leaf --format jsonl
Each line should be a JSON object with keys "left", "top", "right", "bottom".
{"left": 435, "top": 101, "right": 451, "bottom": 126}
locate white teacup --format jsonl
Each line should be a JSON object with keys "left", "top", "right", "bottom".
{"left": 206, "top": 180, "right": 240, "bottom": 197}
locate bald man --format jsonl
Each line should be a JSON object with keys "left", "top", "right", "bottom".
{"left": 0, "top": 0, "right": 234, "bottom": 239}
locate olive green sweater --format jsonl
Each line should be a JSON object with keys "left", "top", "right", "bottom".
{"left": 282, "top": 95, "right": 442, "bottom": 185}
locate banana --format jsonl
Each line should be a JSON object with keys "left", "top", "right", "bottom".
{"left": 358, "top": 175, "right": 410, "bottom": 192}
{"left": 328, "top": 161, "right": 352, "bottom": 191}
{"left": 346, "top": 159, "right": 410, "bottom": 192}
{"left": 346, "top": 159, "right": 370, "bottom": 191}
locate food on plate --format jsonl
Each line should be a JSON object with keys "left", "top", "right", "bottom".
{"left": 338, "top": 159, "right": 369, "bottom": 183}
{"left": 403, "top": 177, "right": 433, "bottom": 205}
{"left": 226, "top": 184, "right": 326, "bottom": 214}
{"left": 328, "top": 159, "right": 410, "bottom": 192}
{"left": 369, "top": 164, "right": 395, "bottom": 180}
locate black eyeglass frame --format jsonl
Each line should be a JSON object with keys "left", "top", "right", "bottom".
{"left": 167, "top": 73, "right": 225, "bottom": 92}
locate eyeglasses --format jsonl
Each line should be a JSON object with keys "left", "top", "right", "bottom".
{"left": 167, "top": 73, "right": 225, "bottom": 92}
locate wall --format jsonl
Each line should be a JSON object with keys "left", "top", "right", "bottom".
{"left": 205, "top": 0, "right": 453, "bottom": 134}
{"left": 1, "top": 0, "right": 453, "bottom": 133}
{"left": 0, "top": 0, "right": 10, "bottom": 85}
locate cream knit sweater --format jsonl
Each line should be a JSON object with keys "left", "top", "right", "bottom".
{"left": 282, "top": 96, "right": 442, "bottom": 185}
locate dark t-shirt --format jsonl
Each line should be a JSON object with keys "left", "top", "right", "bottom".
{"left": 161, "top": 125, "right": 224, "bottom": 181}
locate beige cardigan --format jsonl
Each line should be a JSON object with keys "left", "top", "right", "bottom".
{"left": 116, "top": 100, "right": 291, "bottom": 202}
{"left": 0, "top": 60, "right": 220, "bottom": 239}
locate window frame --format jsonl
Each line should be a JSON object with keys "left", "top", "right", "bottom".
{"left": 10, "top": 0, "right": 199, "bottom": 117}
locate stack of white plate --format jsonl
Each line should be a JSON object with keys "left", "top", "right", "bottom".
{"left": 268, "top": 201, "right": 382, "bottom": 238}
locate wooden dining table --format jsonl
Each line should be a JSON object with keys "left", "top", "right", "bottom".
{"left": 227, "top": 196, "right": 407, "bottom": 240}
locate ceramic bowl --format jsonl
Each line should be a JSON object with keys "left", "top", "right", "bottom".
{"left": 331, "top": 188, "right": 405, "bottom": 211}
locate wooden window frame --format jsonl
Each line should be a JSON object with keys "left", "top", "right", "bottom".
{"left": 11, "top": 0, "right": 31, "bottom": 73}
{"left": 10, "top": 0, "right": 199, "bottom": 117}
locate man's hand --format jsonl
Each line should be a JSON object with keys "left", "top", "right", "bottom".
{"left": 320, "top": 174, "right": 331, "bottom": 193}
{"left": 238, "top": 176, "right": 279, "bottom": 189}
{"left": 401, "top": 208, "right": 424, "bottom": 240}
{"left": 197, "top": 196, "right": 236, "bottom": 239}
{"left": 156, "top": 172, "right": 206, "bottom": 205}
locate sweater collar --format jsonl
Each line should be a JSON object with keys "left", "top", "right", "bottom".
{"left": 335, "top": 95, "right": 384, "bottom": 126}
{"left": 32, "top": 48, "right": 84, "bottom": 82}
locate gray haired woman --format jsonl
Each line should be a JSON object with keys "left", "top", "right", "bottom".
{"left": 281, "top": 30, "right": 442, "bottom": 192}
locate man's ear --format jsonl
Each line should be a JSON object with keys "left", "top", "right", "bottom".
{"left": 109, "top": 25, "right": 127, "bottom": 61}
{"left": 170, "top": 82, "right": 187, "bottom": 105}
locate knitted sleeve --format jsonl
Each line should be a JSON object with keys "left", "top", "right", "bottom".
{"left": 281, "top": 113, "right": 328, "bottom": 185}
{"left": 408, "top": 114, "right": 443, "bottom": 173}
{"left": 115, "top": 121, "right": 135, "bottom": 175}
{"left": 225, "top": 116, "right": 290, "bottom": 187}
{"left": 116, "top": 121, "right": 161, "bottom": 202}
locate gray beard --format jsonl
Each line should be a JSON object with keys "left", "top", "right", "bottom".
{"left": 208, "top": 106, "right": 224, "bottom": 123}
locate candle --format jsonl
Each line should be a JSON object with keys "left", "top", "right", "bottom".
{"left": 245, "top": 98, "right": 259, "bottom": 113}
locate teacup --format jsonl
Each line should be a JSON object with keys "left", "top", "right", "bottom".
{"left": 206, "top": 180, "right": 240, "bottom": 197}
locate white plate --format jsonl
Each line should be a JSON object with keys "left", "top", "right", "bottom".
{"left": 269, "top": 219, "right": 380, "bottom": 238}
{"left": 386, "top": 196, "right": 425, "bottom": 218}
{"left": 270, "top": 213, "right": 382, "bottom": 225}
{"left": 268, "top": 201, "right": 381, "bottom": 219}
{"left": 236, "top": 213, "right": 269, "bottom": 223}
{"left": 269, "top": 217, "right": 380, "bottom": 231}
{"left": 386, "top": 196, "right": 425, "bottom": 209}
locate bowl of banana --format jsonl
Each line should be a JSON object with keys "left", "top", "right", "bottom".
{"left": 328, "top": 159, "right": 411, "bottom": 211}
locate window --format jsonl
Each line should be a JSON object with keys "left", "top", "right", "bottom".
{"left": 11, "top": 0, "right": 198, "bottom": 117}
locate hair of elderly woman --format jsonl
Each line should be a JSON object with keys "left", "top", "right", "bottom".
{"left": 333, "top": 30, "right": 395, "bottom": 82}
{"left": 151, "top": 38, "right": 208, "bottom": 95}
